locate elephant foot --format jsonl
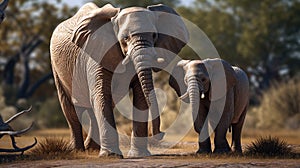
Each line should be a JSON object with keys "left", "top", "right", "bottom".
{"left": 196, "top": 140, "right": 212, "bottom": 154}
{"left": 232, "top": 146, "right": 243, "bottom": 155}
{"left": 151, "top": 132, "right": 165, "bottom": 141}
{"left": 213, "top": 147, "right": 231, "bottom": 154}
{"left": 70, "top": 141, "right": 85, "bottom": 152}
{"left": 99, "top": 149, "right": 123, "bottom": 159}
{"left": 127, "top": 148, "right": 151, "bottom": 158}
{"left": 196, "top": 148, "right": 212, "bottom": 154}
{"left": 84, "top": 139, "right": 100, "bottom": 151}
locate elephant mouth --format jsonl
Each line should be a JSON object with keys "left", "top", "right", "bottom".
{"left": 180, "top": 89, "right": 205, "bottom": 100}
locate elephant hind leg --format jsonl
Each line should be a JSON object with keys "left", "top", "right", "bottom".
{"left": 84, "top": 108, "right": 100, "bottom": 151}
{"left": 214, "top": 123, "right": 231, "bottom": 154}
{"left": 53, "top": 71, "right": 84, "bottom": 151}
{"left": 232, "top": 105, "right": 248, "bottom": 153}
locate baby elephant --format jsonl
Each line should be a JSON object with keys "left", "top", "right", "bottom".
{"left": 169, "top": 58, "right": 249, "bottom": 153}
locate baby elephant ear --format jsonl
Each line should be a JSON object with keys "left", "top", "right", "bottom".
{"left": 204, "top": 58, "right": 237, "bottom": 101}
{"left": 169, "top": 60, "right": 190, "bottom": 98}
{"left": 147, "top": 4, "right": 189, "bottom": 68}
{"left": 72, "top": 4, "right": 125, "bottom": 73}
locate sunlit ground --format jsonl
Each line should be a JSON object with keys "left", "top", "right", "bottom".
{"left": 1, "top": 128, "right": 300, "bottom": 155}
{"left": 0, "top": 127, "right": 300, "bottom": 167}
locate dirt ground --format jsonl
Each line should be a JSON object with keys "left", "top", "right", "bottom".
{"left": 2, "top": 157, "right": 300, "bottom": 168}
{"left": 1, "top": 129, "right": 300, "bottom": 167}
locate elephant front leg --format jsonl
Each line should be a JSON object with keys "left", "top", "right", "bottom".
{"left": 195, "top": 103, "right": 212, "bottom": 154}
{"left": 127, "top": 81, "right": 151, "bottom": 157}
{"left": 74, "top": 106, "right": 100, "bottom": 151}
{"left": 91, "top": 69, "right": 122, "bottom": 158}
{"left": 84, "top": 108, "right": 100, "bottom": 151}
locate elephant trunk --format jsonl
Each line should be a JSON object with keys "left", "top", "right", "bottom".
{"left": 187, "top": 75, "right": 201, "bottom": 122}
{"left": 130, "top": 47, "right": 163, "bottom": 139}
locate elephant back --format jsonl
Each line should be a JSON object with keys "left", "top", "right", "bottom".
{"left": 50, "top": 3, "right": 100, "bottom": 62}
{"left": 49, "top": 3, "right": 100, "bottom": 101}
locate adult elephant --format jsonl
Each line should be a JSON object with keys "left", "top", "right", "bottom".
{"left": 0, "top": 0, "right": 9, "bottom": 23}
{"left": 50, "top": 3, "right": 188, "bottom": 157}
{"left": 169, "top": 58, "right": 249, "bottom": 154}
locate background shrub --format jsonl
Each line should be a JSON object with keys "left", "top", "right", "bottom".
{"left": 249, "top": 78, "right": 300, "bottom": 129}
{"left": 36, "top": 96, "right": 67, "bottom": 128}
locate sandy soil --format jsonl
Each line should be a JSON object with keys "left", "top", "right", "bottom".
{"left": 1, "top": 129, "right": 300, "bottom": 167}
{"left": 1, "top": 155, "right": 300, "bottom": 168}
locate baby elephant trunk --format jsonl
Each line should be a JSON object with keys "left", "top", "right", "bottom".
{"left": 187, "top": 75, "right": 200, "bottom": 122}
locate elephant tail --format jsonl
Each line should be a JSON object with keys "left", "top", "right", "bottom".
{"left": 229, "top": 125, "right": 233, "bottom": 147}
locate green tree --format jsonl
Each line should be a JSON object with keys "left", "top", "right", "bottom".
{"left": 233, "top": 0, "right": 300, "bottom": 89}
{"left": 178, "top": 0, "right": 300, "bottom": 94}
{"left": 91, "top": 0, "right": 180, "bottom": 8}
{"left": 0, "top": 0, "right": 77, "bottom": 105}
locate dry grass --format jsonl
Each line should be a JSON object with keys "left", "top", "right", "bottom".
{"left": 28, "top": 137, "right": 75, "bottom": 160}
{"left": 1, "top": 128, "right": 300, "bottom": 166}
{"left": 254, "top": 78, "right": 300, "bottom": 129}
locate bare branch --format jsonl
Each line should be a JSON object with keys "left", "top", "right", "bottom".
{"left": 5, "top": 106, "right": 32, "bottom": 124}
{"left": 0, "top": 137, "right": 37, "bottom": 153}
{"left": 0, "top": 122, "right": 33, "bottom": 136}
{"left": 0, "top": 0, "right": 9, "bottom": 11}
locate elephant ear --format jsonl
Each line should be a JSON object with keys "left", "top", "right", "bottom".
{"left": 71, "top": 3, "right": 125, "bottom": 73}
{"left": 169, "top": 60, "right": 190, "bottom": 100}
{"left": 147, "top": 4, "right": 189, "bottom": 69}
{"left": 203, "top": 58, "right": 237, "bottom": 101}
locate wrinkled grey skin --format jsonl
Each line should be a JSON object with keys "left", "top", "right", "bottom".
{"left": 169, "top": 58, "right": 249, "bottom": 154}
{"left": 50, "top": 3, "right": 188, "bottom": 157}
{"left": 0, "top": 0, "right": 9, "bottom": 24}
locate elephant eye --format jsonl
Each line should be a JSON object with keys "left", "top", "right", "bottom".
{"left": 153, "top": 33, "right": 158, "bottom": 41}
{"left": 123, "top": 36, "right": 129, "bottom": 41}
{"left": 200, "top": 78, "right": 207, "bottom": 83}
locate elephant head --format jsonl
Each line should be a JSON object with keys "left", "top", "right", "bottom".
{"left": 0, "top": 0, "right": 9, "bottom": 24}
{"left": 169, "top": 58, "right": 237, "bottom": 119}
{"left": 71, "top": 4, "right": 188, "bottom": 137}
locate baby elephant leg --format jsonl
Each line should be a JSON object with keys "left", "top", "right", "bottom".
{"left": 195, "top": 104, "right": 212, "bottom": 154}
{"left": 213, "top": 91, "right": 234, "bottom": 153}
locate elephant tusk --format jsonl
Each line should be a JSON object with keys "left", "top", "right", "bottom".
{"left": 122, "top": 55, "right": 131, "bottom": 65}
{"left": 179, "top": 91, "right": 189, "bottom": 100}
{"left": 157, "top": 57, "right": 165, "bottom": 63}
{"left": 201, "top": 92, "right": 205, "bottom": 99}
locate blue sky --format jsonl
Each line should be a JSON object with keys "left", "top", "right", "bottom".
{"left": 60, "top": 0, "right": 194, "bottom": 7}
